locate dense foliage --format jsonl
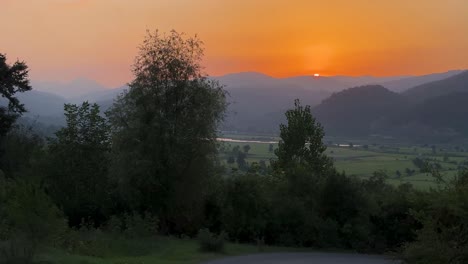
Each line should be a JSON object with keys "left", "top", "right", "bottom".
{"left": 106, "top": 30, "right": 227, "bottom": 235}
{"left": 0, "top": 53, "right": 32, "bottom": 138}
{"left": 0, "top": 34, "right": 465, "bottom": 264}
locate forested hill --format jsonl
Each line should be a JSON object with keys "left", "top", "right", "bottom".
{"left": 403, "top": 70, "right": 468, "bottom": 103}
{"left": 313, "top": 85, "right": 406, "bottom": 137}
{"left": 10, "top": 70, "right": 468, "bottom": 140}
{"left": 313, "top": 71, "right": 468, "bottom": 140}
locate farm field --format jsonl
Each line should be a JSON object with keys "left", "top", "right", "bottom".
{"left": 219, "top": 134, "right": 468, "bottom": 189}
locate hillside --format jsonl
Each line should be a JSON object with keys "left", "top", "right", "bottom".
{"left": 14, "top": 70, "right": 468, "bottom": 137}
{"left": 312, "top": 72, "right": 468, "bottom": 140}
{"left": 218, "top": 72, "right": 344, "bottom": 133}
{"left": 313, "top": 85, "right": 406, "bottom": 137}
{"left": 383, "top": 92, "right": 468, "bottom": 140}
{"left": 403, "top": 70, "right": 468, "bottom": 102}
{"left": 31, "top": 78, "right": 108, "bottom": 99}
{"left": 381, "top": 70, "right": 464, "bottom": 93}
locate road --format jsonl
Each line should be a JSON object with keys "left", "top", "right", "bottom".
{"left": 203, "top": 252, "right": 400, "bottom": 264}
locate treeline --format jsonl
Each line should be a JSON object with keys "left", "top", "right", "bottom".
{"left": 1, "top": 31, "right": 468, "bottom": 264}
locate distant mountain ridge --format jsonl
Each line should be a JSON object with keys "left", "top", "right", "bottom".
{"left": 379, "top": 70, "right": 464, "bottom": 92}
{"left": 403, "top": 70, "right": 468, "bottom": 102}
{"left": 313, "top": 85, "right": 406, "bottom": 137}
{"left": 13, "top": 69, "right": 468, "bottom": 140}
{"left": 313, "top": 70, "right": 468, "bottom": 140}
{"left": 32, "top": 78, "right": 108, "bottom": 99}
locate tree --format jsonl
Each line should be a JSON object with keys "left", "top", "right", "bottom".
{"left": 405, "top": 168, "right": 415, "bottom": 176}
{"left": 46, "top": 102, "right": 110, "bottom": 226}
{"left": 396, "top": 170, "right": 402, "bottom": 178}
{"left": 0, "top": 177, "right": 65, "bottom": 262}
{"left": 227, "top": 156, "right": 235, "bottom": 164}
{"left": 431, "top": 145, "right": 436, "bottom": 154}
{"left": 412, "top": 157, "right": 427, "bottom": 171}
{"left": 272, "top": 99, "right": 333, "bottom": 175}
{"left": 403, "top": 171, "right": 468, "bottom": 263}
{"left": 443, "top": 154, "right": 450, "bottom": 162}
{"left": 243, "top": 144, "right": 251, "bottom": 153}
{"left": 0, "top": 53, "right": 31, "bottom": 138}
{"left": 232, "top": 145, "right": 240, "bottom": 154}
{"left": 107, "top": 30, "right": 227, "bottom": 234}
{"left": 0, "top": 125, "right": 44, "bottom": 179}
{"left": 268, "top": 144, "right": 274, "bottom": 153}
{"left": 236, "top": 151, "right": 247, "bottom": 170}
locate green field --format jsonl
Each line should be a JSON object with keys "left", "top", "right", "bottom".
{"left": 38, "top": 236, "right": 302, "bottom": 264}
{"left": 219, "top": 135, "right": 468, "bottom": 189}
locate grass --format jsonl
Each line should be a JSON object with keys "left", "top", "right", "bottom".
{"left": 219, "top": 135, "right": 468, "bottom": 190}
{"left": 37, "top": 236, "right": 302, "bottom": 264}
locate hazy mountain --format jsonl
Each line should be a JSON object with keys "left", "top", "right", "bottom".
{"left": 401, "top": 93, "right": 468, "bottom": 137}
{"left": 380, "top": 70, "right": 465, "bottom": 93}
{"left": 329, "top": 75, "right": 410, "bottom": 88}
{"left": 0, "top": 90, "right": 68, "bottom": 126}
{"left": 70, "top": 85, "right": 127, "bottom": 104}
{"left": 311, "top": 71, "right": 468, "bottom": 140}
{"left": 15, "top": 70, "right": 468, "bottom": 137}
{"left": 313, "top": 85, "right": 407, "bottom": 137}
{"left": 327, "top": 70, "right": 464, "bottom": 93}
{"left": 215, "top": 72, "right": 346, "bottom": 133}
{"left": 17, "top": 90, "right": 67, "bottom": 117}
{"left": 32, "top": 78, "right": 108, "bottom": 99}
{"left": 403, "top": 71, "right": 468, "bottom": 102}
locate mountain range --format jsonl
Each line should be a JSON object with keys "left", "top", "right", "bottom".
{"left": 11, "top": 69, "right": 468, "bottom": 141}
{"left": 314, "top": 71, "right": 468, "bottom": 141}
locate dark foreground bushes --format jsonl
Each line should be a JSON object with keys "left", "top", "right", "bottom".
{"left": 215, "top": 170, "right": 421, "bottom": 252}
{"left": 402, "top": 171, "right": 468, "bottom": 264}
{"left": 0, "top": 176, "right": 65, "bottom": 263}
{"left": 197, "top": 229, "right": 226, "bottom": 252}
{"left": 1, "top": 35, "right": 465, "bottom": 264}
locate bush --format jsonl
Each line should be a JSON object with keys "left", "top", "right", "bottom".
{"left": 58, "top": 226, "right": 157, "bottom": 258}
{"left": 0, "top": 236, "right": 35, "bottom": 264}
{"left": 402, "top": 171, "right": 468, "bottom": 263}
{"left": 123, "top": 212, "right": 158, "bottom": 238}
{"left": 104, "top": 212, "right": 158, "bottom": 238}
{"left": 197, "top": 228, "right": 226, "bottom": 252}
{"left": 0, "top": 178, "right": 65, "bottom": 263}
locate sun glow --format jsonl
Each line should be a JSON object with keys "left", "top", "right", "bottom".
{"left": 314, "top": 73, "right": 320, "bottom": 77}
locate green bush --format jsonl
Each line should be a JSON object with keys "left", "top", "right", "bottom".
{"left": 123, "top": 212, "right": 158, "bottom": 238}
{"left": 0, "top": 236, "right": 35, "bottom": 264}
{"left": 58, "top": 213, "right": 159, "bottom": 258}
{"left": 402, "top": 171, "right": 468, "bottom": 263}
{"left": 0, "top": 178, "right": 65, "bottom": 263}
{"left": 197, "top": 228, "right": 226, "bottom": 252}
{"left": 58, "top": 227, "right": 156, "bottom": 257}
{"left": 104, "top": 212, "right": 158, "bottom": 238}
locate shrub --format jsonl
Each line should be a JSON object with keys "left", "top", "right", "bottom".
{"left": 197, "top": 228, "right": 226, "bottom": 252}
{"left": 402, "top": 171, "right": 468, "bottom": 263}
{"left": 123, "top": 212, "right": 158, "bottom": 238}
{"left": 0, "top": 178, "right": 65, "bottom": 263}
{"left": 58, "top": 226, "right": 156, "bottom": 258}
{"left": 0, "top": 236, "right": 35, "bottom": 264}
{"left": 104, "top": 212, "right": 158, "bottom": 238}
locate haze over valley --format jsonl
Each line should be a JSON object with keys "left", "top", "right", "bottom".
{"left": 2, "top": 1, "right": 468, "bottom": 263}
{"left": 19, "top": 69, "right": 467, "bottom": 141}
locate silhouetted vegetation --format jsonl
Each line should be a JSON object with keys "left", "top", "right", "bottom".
{"left": 0, "top": 32, "right": 466, "bottom": 264}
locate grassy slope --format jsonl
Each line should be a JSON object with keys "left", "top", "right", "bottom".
{"left": 38, "top": 236, "right": 301, "bottom": 264}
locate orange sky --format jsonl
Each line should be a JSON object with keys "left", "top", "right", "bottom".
{"left": 1, "top": 0, "right": 468, "bottom": 87}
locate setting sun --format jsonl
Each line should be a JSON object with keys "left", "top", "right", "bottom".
{"left": 314, "top": 73, "right": 320, "bottom": 77}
